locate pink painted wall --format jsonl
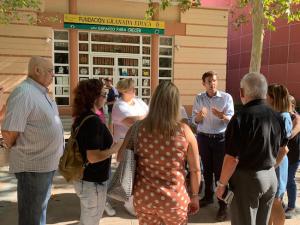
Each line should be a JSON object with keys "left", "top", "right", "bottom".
{"left": 200, "top": 0, "right": 231, "bottom": 7}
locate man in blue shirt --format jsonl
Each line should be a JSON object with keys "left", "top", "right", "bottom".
{"left": 192, "top": 71, "right": 234, "bottom": 221}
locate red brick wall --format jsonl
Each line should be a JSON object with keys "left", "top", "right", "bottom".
{"left": 227, "top": 16, "right": 300, "bottom": 102}
{"left": 203, "top": 0, "right": 300, "bottom": 102}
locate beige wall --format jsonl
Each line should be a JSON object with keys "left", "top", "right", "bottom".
{"left": 44, "top": 0, "right": 179, "bottom": 22}
{"left": 44, "top": 0, "right": 69, "bottom": 13}
{"left": 0, "top": 24, "right": 53, "bottom": 102}
{"left": 173, "top": 8, "right": 228, "bottom": 109}
{"left": 0, "top": 2, "right": 228, "bottom": 116}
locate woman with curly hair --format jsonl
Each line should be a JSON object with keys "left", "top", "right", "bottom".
{"left": 72, "top": 79, "right": 122, "bottom": 225}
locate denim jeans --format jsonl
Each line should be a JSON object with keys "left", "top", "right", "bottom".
{"left": 287, "top": 160, "right": 300, "bottom": 208}
{"left": 15, "top": 171, "right": 55, "bottom": 225}
{"left": 74, "top": 180, "right": 107, "bottom": 225}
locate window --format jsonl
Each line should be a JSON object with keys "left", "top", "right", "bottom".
{"left": 53, "top": 30, "right": 69, "bottom": 106}
{"left": 159, "top": 36, "right": 173, "bottom": 84}
{"left": 78, "top": 32, "right": 152, "bottom": 104}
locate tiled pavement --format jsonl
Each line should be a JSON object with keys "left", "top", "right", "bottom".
{"left": 1, "top": 152, "right": 300, "bottom": 225}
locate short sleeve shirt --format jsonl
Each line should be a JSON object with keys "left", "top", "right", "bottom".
{"left": 112, "top": 98, "right": 148, "bottom": 141}
{"left": 225, "top": 99, "right": 287, "bottom": 171}
{"left": 74, "top": 111, "right": 113, "bottom": 183}
{"left": 2, "top": 78, "right": 64, "bottom": 173}
{"left": 280, "top": 112, "right": 292, "bottom": 139}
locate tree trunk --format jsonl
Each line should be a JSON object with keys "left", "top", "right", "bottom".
{"left": 249, "top": 0, "right": 264, "bottom": 73}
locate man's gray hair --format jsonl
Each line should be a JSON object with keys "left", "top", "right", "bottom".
{"left": 240, "top": 72, "right": 268, "bottom": 99}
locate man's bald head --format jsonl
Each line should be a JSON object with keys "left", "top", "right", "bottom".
{"left": 28, "top": 56, "right": 48, "bottom": 76}
{"left": 28, "top": 56, "right": 54, "bottom": 88}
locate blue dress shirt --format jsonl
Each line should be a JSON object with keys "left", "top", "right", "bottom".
{"left": 192, "top": 91, "right": 234, "bottom": 134}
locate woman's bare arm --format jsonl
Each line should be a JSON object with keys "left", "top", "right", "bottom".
{"left": 116, "top": 125, "right": 134, "bottom": 162}
{"left": 183, "top": 123, "right": 201, "bottom": 196}
{"left": 87, "top": 142, "right": 123, "bottom": 163}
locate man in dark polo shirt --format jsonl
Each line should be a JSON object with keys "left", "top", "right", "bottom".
{"left": 216, "top": 72, "right": 288, "bottom": 225}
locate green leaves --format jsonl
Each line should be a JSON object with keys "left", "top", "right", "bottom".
{"left": 0, "top": 0, "right": 41, "bottom": 24}
{"left": 233, "top": 0, "right": 300, "bottom": 31}
{"left": 145, "top": 0, "right": 201, "bottom": 19}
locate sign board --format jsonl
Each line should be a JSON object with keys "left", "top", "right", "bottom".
{"left": 64, "top": 14, "right": 165, "bottom": 35}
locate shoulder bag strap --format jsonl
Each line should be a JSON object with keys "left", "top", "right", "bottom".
{"left": 73, "top": 115, "right": 97, "bottom": 137}
{"left": 72, "top": 114, "right": 97, "bottom": 166}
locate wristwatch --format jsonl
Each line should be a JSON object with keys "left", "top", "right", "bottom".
{"left": 217, "top": 180, "right": 226, "bottom": 187}
{"left": 0, "top": 142, "right": 8, "bottom": 150}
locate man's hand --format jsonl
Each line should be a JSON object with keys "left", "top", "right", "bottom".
{"left": 195, "top": 107, "right": 208, "bottom": 123}
{"left": 1, "top": 130, "right": 19, "bottom": 149}
{"left": 216, "top": 185, "right": 226, "bottom": 200}
{"left": 211, "top": 107, "right": 225, "bottom": 120}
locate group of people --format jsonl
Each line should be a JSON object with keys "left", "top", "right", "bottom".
{"left": 215, "top": 74, "right": 300, "bottom": 225}
{"left": 0, "top": 56, "right": 299, "bottom": 225}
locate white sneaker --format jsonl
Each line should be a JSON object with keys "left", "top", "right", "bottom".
{"left": 124, "top": 197, "right": 136, "bottom": 216}
{"left": 104, "top": 202, "right": 116, "bottom": 216}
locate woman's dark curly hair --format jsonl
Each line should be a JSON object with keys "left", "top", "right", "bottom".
{"left": 72, "top": 79, "right": 103, "bottom": 117}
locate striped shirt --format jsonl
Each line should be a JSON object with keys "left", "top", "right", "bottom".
{"left": 2, "top": 78, "right": 64, "bottom": 173}
{"left": 192, "top": 91, "right": 234, "bottom": 134}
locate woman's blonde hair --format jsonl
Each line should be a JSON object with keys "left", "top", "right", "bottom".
{"left": 116, "top": 78, "right": 135, "bottom": 94}
{"left": 289, "top": 95, "right": 296, "bottom": 112}
{"left": 142, "top": 82, "right": 181, "bottom": 138}
{"left": 267, "top": 84, "right": 291, "bottom": 112}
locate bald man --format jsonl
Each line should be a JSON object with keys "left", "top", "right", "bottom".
{"left": 1, "top": 56, "right": 64, "bottom": 225}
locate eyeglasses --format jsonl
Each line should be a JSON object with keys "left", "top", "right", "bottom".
{"left": 47, "top": 68, "right": 54, "bottom": 74}
{"left": 100, "top": 92, "right": 107, "bottom": 98}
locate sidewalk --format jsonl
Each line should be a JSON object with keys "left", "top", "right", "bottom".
{"left": 0, "top": 162, "right": 300, "bottom": 225}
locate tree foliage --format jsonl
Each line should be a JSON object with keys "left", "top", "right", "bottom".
{"left": 146, "top": 0, "right": 200, "bottom": 19}
{"left": 232, "top": 0, "right": 300, "bottom": 72}
{"left": 233, "top": 0, "right": 300, "bottom": 30}
{"left": 0, "top": 0, "right": 41, "bottom": 24}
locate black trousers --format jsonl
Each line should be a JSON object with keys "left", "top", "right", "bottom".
{"left": 197, "top": 133, "right": 226, "bottom": 207}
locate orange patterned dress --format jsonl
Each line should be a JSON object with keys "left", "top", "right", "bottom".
{"left": 133, "top": 125, "right": 190, "bottom": 225}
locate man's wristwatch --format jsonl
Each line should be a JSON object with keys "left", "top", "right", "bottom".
{"left": 217, "top": 180, "right": 226, "bottom": 188}
{"left": 0, "top": 141, "right": 9, "bottom": 150}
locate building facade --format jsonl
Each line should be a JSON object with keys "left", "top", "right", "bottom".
{"left": 224, "top": 0, "right": 300, "bottom": 102}
{"left": 0, "top": 0, "right": 229, "bottom": 115}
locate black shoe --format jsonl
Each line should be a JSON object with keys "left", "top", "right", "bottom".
{"left": 216, "top": 207, "right": 227, "bottom": 222}
{"left": 200, "top": 197, "right": 213, "bottom": 207}
{"left": 285, "top": 208, "right": 296, "bottom": 219}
